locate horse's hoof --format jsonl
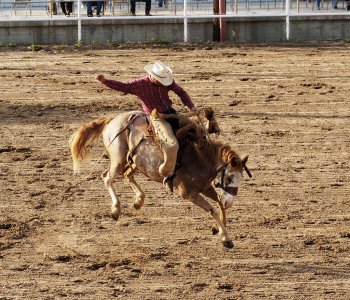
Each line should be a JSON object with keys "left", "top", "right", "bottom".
{"left": 222, "top": 240, "right": 234, "bottom": 249}
{"left": 111, "top": 212, "right": 119, "bottom": 221}
{"left": 134, "top": 202, "right": 142, "bottom": 210}
{"left": 111, "top": 208, "right": 120, "bottom": 221}
{"left": 212, "top": 224, "right": 219, "bottom": 235}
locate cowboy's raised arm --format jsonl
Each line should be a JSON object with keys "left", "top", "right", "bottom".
{"left": 96, "top": 74, "right": 140, "bottom": 95}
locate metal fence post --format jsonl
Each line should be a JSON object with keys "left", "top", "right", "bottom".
{"left": 78, "top": 0, "right": 81, "bottom": 43}
{"left": 286, "top": 0, "right": 289, "bottom": 40}
{"left": 184, "top": 0, "right": 188, "bottom": 42}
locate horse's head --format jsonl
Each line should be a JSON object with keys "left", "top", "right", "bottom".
{"left": 215, "top": 155, "right": 251, "bottom": 209}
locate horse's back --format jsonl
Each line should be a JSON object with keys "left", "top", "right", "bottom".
{"left": 103, "top": 111, "right": 148, "bottom": 144}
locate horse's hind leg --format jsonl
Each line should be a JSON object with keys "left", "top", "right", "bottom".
{"left": 101, "top": 159, "right": 125, "bottom": 221}
{"left": 123, "top": 168, "right": 146, "bottom": 210}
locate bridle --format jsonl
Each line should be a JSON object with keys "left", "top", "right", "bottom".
{"left": 214, "top": 162, "right": 252, "bottom": 196}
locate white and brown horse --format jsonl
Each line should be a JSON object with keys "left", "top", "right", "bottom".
{"left": 69, "top": 110, "right": 250, "bottom": 248}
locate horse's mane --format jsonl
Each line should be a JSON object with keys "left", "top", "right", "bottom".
{"left": 194, "top": 138, "right": 242, "bottom": 169}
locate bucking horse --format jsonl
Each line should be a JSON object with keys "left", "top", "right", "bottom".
{"left": 68, "top": 108, "right": 251, "bottom": 248}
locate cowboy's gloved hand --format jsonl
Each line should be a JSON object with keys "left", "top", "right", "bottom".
{"left": 96, "top": 74, "right": 106, "bottom": 84}
{"left": 190, "top": 106, "right": 198, "bottom": 113}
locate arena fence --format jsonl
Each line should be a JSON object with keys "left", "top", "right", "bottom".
{"left": 0, "top": 0, "right": 350, "bottom": 43}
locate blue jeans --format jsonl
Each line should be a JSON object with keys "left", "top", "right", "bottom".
{"left": 333, "top": 0, "right": 338, "bottom": 6}
{"left": 86, "top": 1, "right": 103, "bottom": 14}
{"left": 163, "top": 108, "right": 179, "bottom": 129}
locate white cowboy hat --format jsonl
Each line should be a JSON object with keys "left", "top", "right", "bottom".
{"left": 144, "top": 62, "right": 173, "bottom": 86}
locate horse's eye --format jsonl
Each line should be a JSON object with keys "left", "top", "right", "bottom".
{"left": 227, "top": 177, "right": 232, "bottom": 183}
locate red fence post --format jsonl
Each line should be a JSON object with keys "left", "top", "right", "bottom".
{"left": 219, "top": 0, "right": 226, "bottom": 41}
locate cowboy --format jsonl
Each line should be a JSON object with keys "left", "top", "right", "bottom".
{"left": 96, "top": 62, "right": 197, "bottom": 192}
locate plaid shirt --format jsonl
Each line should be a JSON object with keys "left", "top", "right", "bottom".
{"left": 103, "top": 75, "right": 194, "bottom": 114}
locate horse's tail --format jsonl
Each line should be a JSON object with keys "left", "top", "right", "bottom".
{"left": 70, "top": 117, "right": 113, "bottom": 174}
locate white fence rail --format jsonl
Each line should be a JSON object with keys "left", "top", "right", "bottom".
{"left": 0, "top": 0, "right": 349, "bottom": 42}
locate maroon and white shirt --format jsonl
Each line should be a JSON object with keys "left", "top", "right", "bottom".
{"left": 103, "top": 75, "right": 194, "bottom": 114}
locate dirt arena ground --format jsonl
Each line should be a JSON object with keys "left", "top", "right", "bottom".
{"left": 1, "top": 40, "right": 350, "bottom": 299}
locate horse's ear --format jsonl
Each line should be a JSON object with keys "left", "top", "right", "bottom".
{"left": 242, "top": 154, "right": 249, "bottom": 166}
{"left": 204, "top": 107, "right": 215, "bottom": 121}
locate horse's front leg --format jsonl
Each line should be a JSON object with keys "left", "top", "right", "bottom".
{"left": 180, "top": 189, "right": 233, "bottom": 249}
{"left": 201, "top": 186, "right": 227, "bottom": 235}
{"left": 123, "top": 167, "right": 146, "bottom": 210}
{"left": 212, "top": 202, "right": 227, "bottom": 235}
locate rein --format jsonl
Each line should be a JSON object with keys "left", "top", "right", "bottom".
{"left": 61, "top": 113, "right": 144, "bottom": 202}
